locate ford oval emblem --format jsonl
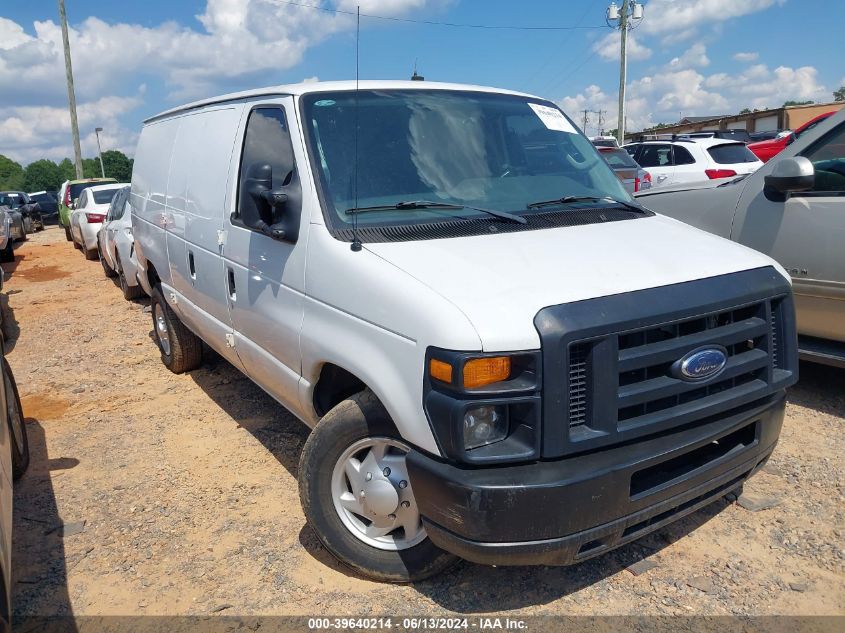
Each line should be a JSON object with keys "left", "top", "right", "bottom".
{"left": 672, "top": 346, "right": 728, "bottom": 382}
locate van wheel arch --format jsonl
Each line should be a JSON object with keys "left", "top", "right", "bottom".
{"left": 145, "top": 260, "right": 161, "bottom": 290}
{"left": 312, "top": 363, "right": 368, "bottom": 418}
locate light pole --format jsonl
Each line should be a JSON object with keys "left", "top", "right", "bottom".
{"left": 606, "top": 1, "right": 644, "bottom": 145}
{"left": 94, "top": 127, "right": 106, "bottom": 178}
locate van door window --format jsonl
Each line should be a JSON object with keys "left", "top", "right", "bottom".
{"left": 799, "top": 124, "right": 845, "bottom": 194}
{"left": 235, "top": 107, "right": 302, "bottom": 241}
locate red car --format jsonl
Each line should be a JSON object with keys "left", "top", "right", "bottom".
{"left": 748, "top": 111, "right": 835, "bottom": 162}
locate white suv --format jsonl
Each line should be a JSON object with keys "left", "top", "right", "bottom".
{"left": 624, "top": 138, "right": 763, "bottom": 189}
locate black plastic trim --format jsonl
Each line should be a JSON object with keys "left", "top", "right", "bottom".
{"left": 407, "top": 393, "right": 784, "bottom": 565}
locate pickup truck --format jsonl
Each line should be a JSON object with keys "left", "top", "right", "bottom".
{"left": 637, "top": 108, "right": 845, "bottom": 367}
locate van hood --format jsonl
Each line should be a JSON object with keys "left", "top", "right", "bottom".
{"left": 364, "top": 214, "right": 782, "bottom": 351}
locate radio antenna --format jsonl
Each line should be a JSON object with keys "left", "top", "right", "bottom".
{"left": 350, "top": 4, "right": 362, "bottom": 252}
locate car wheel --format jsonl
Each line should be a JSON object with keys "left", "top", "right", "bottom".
{"left": 84, "top": 245, "right": 98, "bottom": 260}
{"left": 150, "top": 286, "right": 202, "bottom": 373}
{"left": 64, "top": 225, "right": 72, "bottom": 241}
{"left": 4, "top": 357, "right": 30, "bottom": 481}
{"left": 298, "top": 390, "right": 459, "bottom": 582}
{"left": 117, "top": 256, "right": 142, "bottom": 300}
{"left": 0, "top": 241, "right": 13, "bottom": 263}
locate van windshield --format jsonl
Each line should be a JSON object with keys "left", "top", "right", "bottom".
{"left": 301, "top": 90, "right": 630, "bottom": 229}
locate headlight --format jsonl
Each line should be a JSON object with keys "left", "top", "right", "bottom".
{"left": 463, "top": 405, "right": 508, "bottom": 450}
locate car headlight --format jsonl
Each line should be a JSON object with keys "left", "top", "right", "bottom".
{"left": 463, "top": 404, "right": 508, "bottom": 450}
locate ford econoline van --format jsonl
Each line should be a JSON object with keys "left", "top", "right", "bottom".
{"left": 131, "top": 81, "right": 798, "bottom": 582}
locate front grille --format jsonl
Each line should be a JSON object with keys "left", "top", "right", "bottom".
{"left": 538, "top": 268, "right": 796, "bottom": 458}
{"left": 568, "top": 343, "right": 589, "bottom": 428}
{"left": 565, "top": 297, "right": 787, "bottom": 440}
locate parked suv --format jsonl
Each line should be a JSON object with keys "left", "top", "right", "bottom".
{"left": 624, "top": 139, "right": 762, "bottom": 189}
{"left": 132, "top": 81, "right": 797, "bottom": 582}
{"left": 0, "top": 192, "right": 44, "bottom": 233}
{"left": 637, "top": 108, "right": 845, "bottom": 367}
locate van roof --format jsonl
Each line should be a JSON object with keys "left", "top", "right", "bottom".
{"left": 145, "top": 80, "right": 541, "bottom": 123}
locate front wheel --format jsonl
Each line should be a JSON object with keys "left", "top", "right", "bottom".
{"left": 0, "top": 241, "right": 13, "bottom": 263}
{"left": 117, "top": 256, "right": 142, "bottom": 300}
{"left": 4, "top": 357, "right": 29, "bottom": 480}
{"left": 150, "top": 286, "right": 202, "bottom": 373}
{"left": 298, "top": 390, "right": 458, "bottom": 582}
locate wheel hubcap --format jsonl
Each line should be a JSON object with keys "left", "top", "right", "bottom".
{"left": 331, "top": 437, "right": 426, "bottom": 551}
{"left": 154, "top": 304, "right": 171, "bottom": 356}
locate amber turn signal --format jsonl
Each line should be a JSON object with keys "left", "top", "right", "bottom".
{"left": 463, "top": 357, "right": 511, "bottom": 388}
{"left": 429, "top": 359, "right": 453, "bottom": 384}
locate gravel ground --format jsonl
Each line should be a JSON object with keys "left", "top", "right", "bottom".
{"left": 4, "top": 227, "right": 844, "bottom": 618}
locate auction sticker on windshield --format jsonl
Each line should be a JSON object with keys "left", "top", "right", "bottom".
{"left": 528, "top": 103, "right": 577, "bottom": 134}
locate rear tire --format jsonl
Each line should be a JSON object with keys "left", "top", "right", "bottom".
{"left": 0, "top": 241, "right": 13, "bottom": 263}
{"left": 4, "top": 357, "right": 29, "bottom": 481}
{"left": 299, "top": 390, "right": 458, "bottom": 582}
{"left": 84, "top": 246, "right": 98, "bottom": 260}
{"left": 150, "top": 286, "right": 202, "bottom": 373}
{"left": 64, "top": 225, "right": 72, "bottom": 241}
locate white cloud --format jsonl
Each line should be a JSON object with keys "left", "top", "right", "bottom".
{"left": 641, "top": 0, "right": 784, "bottom": 36}
{"left": 593, "top": 31, "right": 652, "bottom": 62}
{"left": 734, "top": 51, "right": 759, "bottom": 63}
{"left": 557, "top": 62, "right": 828, "bottom": 135}
{"left": 0, "top": 0, "right": 438, "bottom": 164}
{"left": 668, "top": 43, "right": 709, "bottom": 69}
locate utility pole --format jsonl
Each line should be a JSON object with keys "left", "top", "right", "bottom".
{"left": 58, "top": 0, "right": 83, "bottom": 179}
{"left": 581, "top": 109, "right": 590, "bottom": 134}
{"left": 606, "top": 1, "right": 644, "bottom": 145}
{"left": 593, "top": 110, "right": 607, "bottom": 136}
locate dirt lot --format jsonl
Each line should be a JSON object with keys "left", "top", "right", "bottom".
{"left": 4, "top": 227, "right": 844, "bottom": 619}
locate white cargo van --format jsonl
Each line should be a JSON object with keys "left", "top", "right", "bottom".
{"left": 131, "top": 81, "right": 798, "bottom": 582}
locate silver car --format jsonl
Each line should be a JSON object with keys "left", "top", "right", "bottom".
{"left": 70, "top": 183, "right": 127, "bottom": 260}
{"left": 97, "top": 185, "right": 143, "bottom": 300}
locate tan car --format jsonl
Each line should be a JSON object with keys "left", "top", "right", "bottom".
{"left": 636, "top": 108, "right": 845, "bottom": 367}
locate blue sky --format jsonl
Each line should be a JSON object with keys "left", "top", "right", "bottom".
{"left": 1, "top": 0, "right": 843, "bottom": 164}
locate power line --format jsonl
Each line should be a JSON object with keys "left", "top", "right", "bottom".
{"left": 271, "top": 0, "right": 607, "bottom": 31}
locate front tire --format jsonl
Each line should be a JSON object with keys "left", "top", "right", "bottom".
{"left": 117, "top": 256, "right": 142, "bottom": 300}
{"left": 150, "top": 286, "right": 202, "bottom": 373}
{"left": 100, "top": 248, "right": 117, "bottom": 278}
{"left": 4, "top": 357, "right": 29, "bottom": 481}
{"left": 298, "top": 390, "right": 458, "bottom": 582}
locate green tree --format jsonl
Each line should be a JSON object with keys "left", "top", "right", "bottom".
{"left": 834, "top": 86, "right": 845, "bottom": 102}
{"left": 0, "top": 155, "right": 25, "bottom": 190}
{"left": 58, "top": 158, "right": 76, "bottom": 182}
{"left": 101, "top": 150, "right": 133, "bottom": 181}
{"left": 739, "top": 108, "right": 752, "bottom": 114}
{"left": 81, "top": 158, "right": 102, "bottom": 179}
{"left": 783, "top": 99, "right": 814, "bottom": 107}
{"left": 23, "top": 159, "right": 63, "bottom": 192}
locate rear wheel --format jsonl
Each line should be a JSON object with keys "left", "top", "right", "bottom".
{"left": 64, "top": 224, "right": 72, "bottom": 241}
{"left": 0, "top": 241, "right": 13, "bottom": 263}
{"left": 84, "top": 245, "right": 98, "bottom": 260}
{"left": 150, "top": 286, "right": 202, "bottom": 373}
{"left": 299, "top": 390, "right": 458, "bottom": 582}
{"left": 4, "top": 357, "right": 29, "bottom": 481}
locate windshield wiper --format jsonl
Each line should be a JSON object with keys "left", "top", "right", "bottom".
{"left": 526, "top": 195, "right": 646, "bottom": 213}
{"left": 345, "top": 200, "right": 527, "bottom": 224}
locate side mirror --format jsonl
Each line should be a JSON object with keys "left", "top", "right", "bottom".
{"left": 238, "top": 163, "right": 292, "bottom": 241}
{"left": 764, "top": 156, "right": 814, "bottom": 201}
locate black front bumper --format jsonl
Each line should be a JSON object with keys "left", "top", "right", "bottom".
{"left": 406, "top": 392, "right": 785, "bottom": 566}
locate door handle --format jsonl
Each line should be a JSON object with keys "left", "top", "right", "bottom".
{"left": 188, "top": 252, "right": 196, "bottom": 279}
{"left": 227, "top": 268, "right": 236, "bottom": 300}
